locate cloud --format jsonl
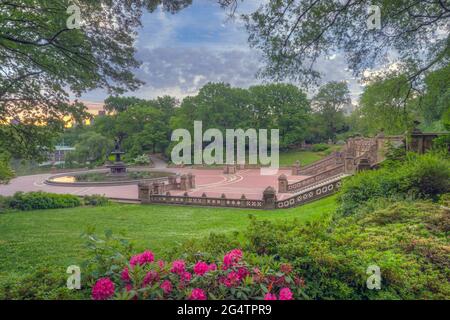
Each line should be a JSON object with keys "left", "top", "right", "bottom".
{"left": 132, "top": 46, "right": 262, "bottom": 99}
{"left": 78, "top": 0, "right": 364, "bottom": 104}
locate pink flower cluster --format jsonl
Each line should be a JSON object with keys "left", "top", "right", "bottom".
{"left": 193, "top": 261, "right": 217, "bottom": 276}
{"left": 92, "top": 277, "right": 115, "bottom": 300}
{"left": 189, "top": 288, "right": 207, "bottom": 300}
{"left": 264, "top": 288, "right": 293, "bottom": 301}
{"left": 223, "top": 249, "right": 243, "bottom": 269}
{"left": 92, "top": 248, "right": 300, "bottom": 301}
{"left": 130, "top": 250, "right": 154, "bottom": 267}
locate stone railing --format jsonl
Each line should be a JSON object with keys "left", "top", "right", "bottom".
{"left": 142, "top": 193, "right": 265, "bottom": 209}
{"left": 276, "top": 176, "right": 343, "bottom": 209}
{"left": 139, "top": 185, "right": 279, "bottom": 209}
{"left": 281, "top": 165, "right": 345, "bottom": 193}
{"left": 292, "top": 152, "right": 343, "bottom": 176}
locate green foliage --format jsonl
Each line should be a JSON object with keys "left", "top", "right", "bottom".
{"left": 8, "top": 192, "right": 81, "bottom": 211}
{"left": 0, "top": 195, "right": 11, "bottom": 213}
{"left": 170, "top": 82, "right": 311, "bottom": 151}
{"left": 245, "top": 1, "right": 448, "bottom": 89}
{"left": 133, "top": 154, "right": 151, "bottom": 166}
{"left": 0, "top": 266, "right": 86, "bottom": 300}
{"left": 311, "top": 81, "right": 350, "bottom": 141}
{"left": 81, "top": 228, "right": 134, "bottom": 282}
{"left": 311, "top": 143, "right": 329, "bottom": 152}
{"left": 338, "top": 153, "right": 450, "bottom": 215}
{"left": 83, "top": 195, "right": 110, "bottom": 207}
{"left": 179, "top": 200, "right": 450, "bottom": 299}
{"left": 0, "top": 152, "right": 14, "bottom": 184}
{"left": 68, "top": 131, "right": 113, "bottom": 165}
{"left": 420, "top": 65, "right": 450, "bottom": 124}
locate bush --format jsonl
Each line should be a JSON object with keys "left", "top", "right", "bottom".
{"left": 173, "top": 201, "right": 450, "bottom": 299}
{"left": 0, "top": 266, "right": 86, "bottom": 300}
{"left": 338, "top": 153, "right": 450, "bottom": 215}
{"left": 311, "top": 143, "right": 329, "bottom": 152}
{"left": 8, "top": 192, "right": 81, "bottom": 211}
{"left": 89, "top": 248, "right": 304, "bottom": 300}
{"left": 133, "top": 154, "right": 151, "bottom": 166}
{"left": 0, "top": 195, "right": 12, "bottom": 213}
{"left": 84, "top": 194, "right": 110, "bottom": 206}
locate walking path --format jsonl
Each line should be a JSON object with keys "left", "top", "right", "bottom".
{"left": 0, "top": 163, "right": 310, "bottom": 201}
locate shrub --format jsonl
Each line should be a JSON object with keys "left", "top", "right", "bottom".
{"left": 173, "top": 201, "right": 450, "bottom": 299}
{"left": 84, "top": 194, "right": 110, "bottom": 206}
{"left": 8, "top": 192, "right": 81, "bottom": 211}
{"left": 0, "top": 266, "right": 86, "bottom": 300}
{"left": 311, "top": 143, "right": 329, "bottom": 152}
{"left": 338, "top": 153, "right": 450, "bottom": 215}
{"left": 0, "top": 195, "right": 12, "bottom": 213}
{"left": 133, "top": 154, "right": 151, "bottom": 166}
{"left": 89, "top": 248, "right": 305, "bottom": 300}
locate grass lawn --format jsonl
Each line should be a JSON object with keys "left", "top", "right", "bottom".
{"left": 0, "top": 196, "right": 337, "bottom": 280}
{"left": 279, "top": 145, "right": 342, "bottom": 167}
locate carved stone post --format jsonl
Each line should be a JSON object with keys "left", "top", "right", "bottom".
{"left": 291, "top": 160, "right": 300, "bottom": 175}
{"left": 262, "top": 186, "right": 277, "bottom": 210}
{"left": 220, "top": 193, "right": 227, "bottom": 206}
{"left": 168, "top": 175, "right": 177, "bottom": 189}
{"left": 344, "top": 155, "right": 355, "bottom": 174}
{"left": 201, "top": 193, "right": 207, "bottom": 206}
{"left": 278, "top": 174, "right": 288, "bottom": 193}
{"left": 240, "top": 194, "right": 246, "bottom": 207}
{"left": 187, "top": 173, "right": 195, "bottom": 188}
{"left": 138, "top": 183, "right": 150, "bottom": 203}
{"left": 180, "top": 174, "right": 188, "bottom": 190}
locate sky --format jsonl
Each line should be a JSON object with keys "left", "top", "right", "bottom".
{"left": 79, "top": 0, "right": 363, "bottom": 106}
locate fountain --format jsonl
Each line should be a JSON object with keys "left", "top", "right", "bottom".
{"left": 45, "top": 138, "right": 174, "bottom": 187}
{"left": 107, "top": 138, "right": 127, "bottom": 176}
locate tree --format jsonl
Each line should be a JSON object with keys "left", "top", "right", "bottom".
{"left": 104, "top": 96, "right": 146, "bottom": 113}
{"left": 69, "top": 131, "right": 113, "bottom": 165}
{"left": 114, "top": 104, "right": 170, "bottom": 156}
{"left": 0, "top": 0, "right": 197, "bottom": 169}
{"left": 249, "top": 83, "right": 311, "bottom": 148}
{"left": 244, "top": 0, "right": 450, "bottom": 91}
{"left": 419, "top": 64, "right": 450, "bottom": 124}
{"left": 0, "top": 152, "right": 14, "bottom": 184}
{"left": 312, "top": 81, "right": 350, "bottom": 140}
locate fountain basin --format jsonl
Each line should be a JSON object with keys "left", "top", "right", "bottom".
{"left": 45, "top": 168, "right": 175, "bottom": 187}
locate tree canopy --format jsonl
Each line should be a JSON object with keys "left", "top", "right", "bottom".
{"left": 244, "top": 0, "right": 449, "bottom": 90}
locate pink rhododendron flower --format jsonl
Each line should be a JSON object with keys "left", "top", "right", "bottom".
{"left": 194, "top": 261, "right": 209, "bottom": 276}
{"left": 264, "top": 293, "right": 277, "bottom": 300}
{"left": 279, "top": 288, "right": 293, "bottom": 300}
{"left": 130, "top": 250, "right": 155, "bottom": 267}
{"left": 92, "top": 278, "right": 115, "bottom": 300}
{"left": 121, "top": 267, "right": 130, "bottom": 282}
{"left": 223, "top": 249, "right": 243, "bottom": 268}
{"left": 180, "top": 271, "right": 192, "bottom": 283}
{"left": 222, "top": 271, "right": 241, "bottom": 288}
{"left": 157, "top": 260, "right": 165, "bottom": 269}
{"left": 237, "top": 267, "right": 249, "bottom": 280}
{"left": 160, "top": 280, "right": 173, "bottom": 294}
{"left": 208, "top": 263, "right": 217, "bottom": 271}
{"left": 170, "top": 260, "right": 186, "bottom": 274}
{"left": 189, "top": 288, "right": 207, "bottom": 300}
{"left": 143, "top": 270, "right": 159, "bottom": 287}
